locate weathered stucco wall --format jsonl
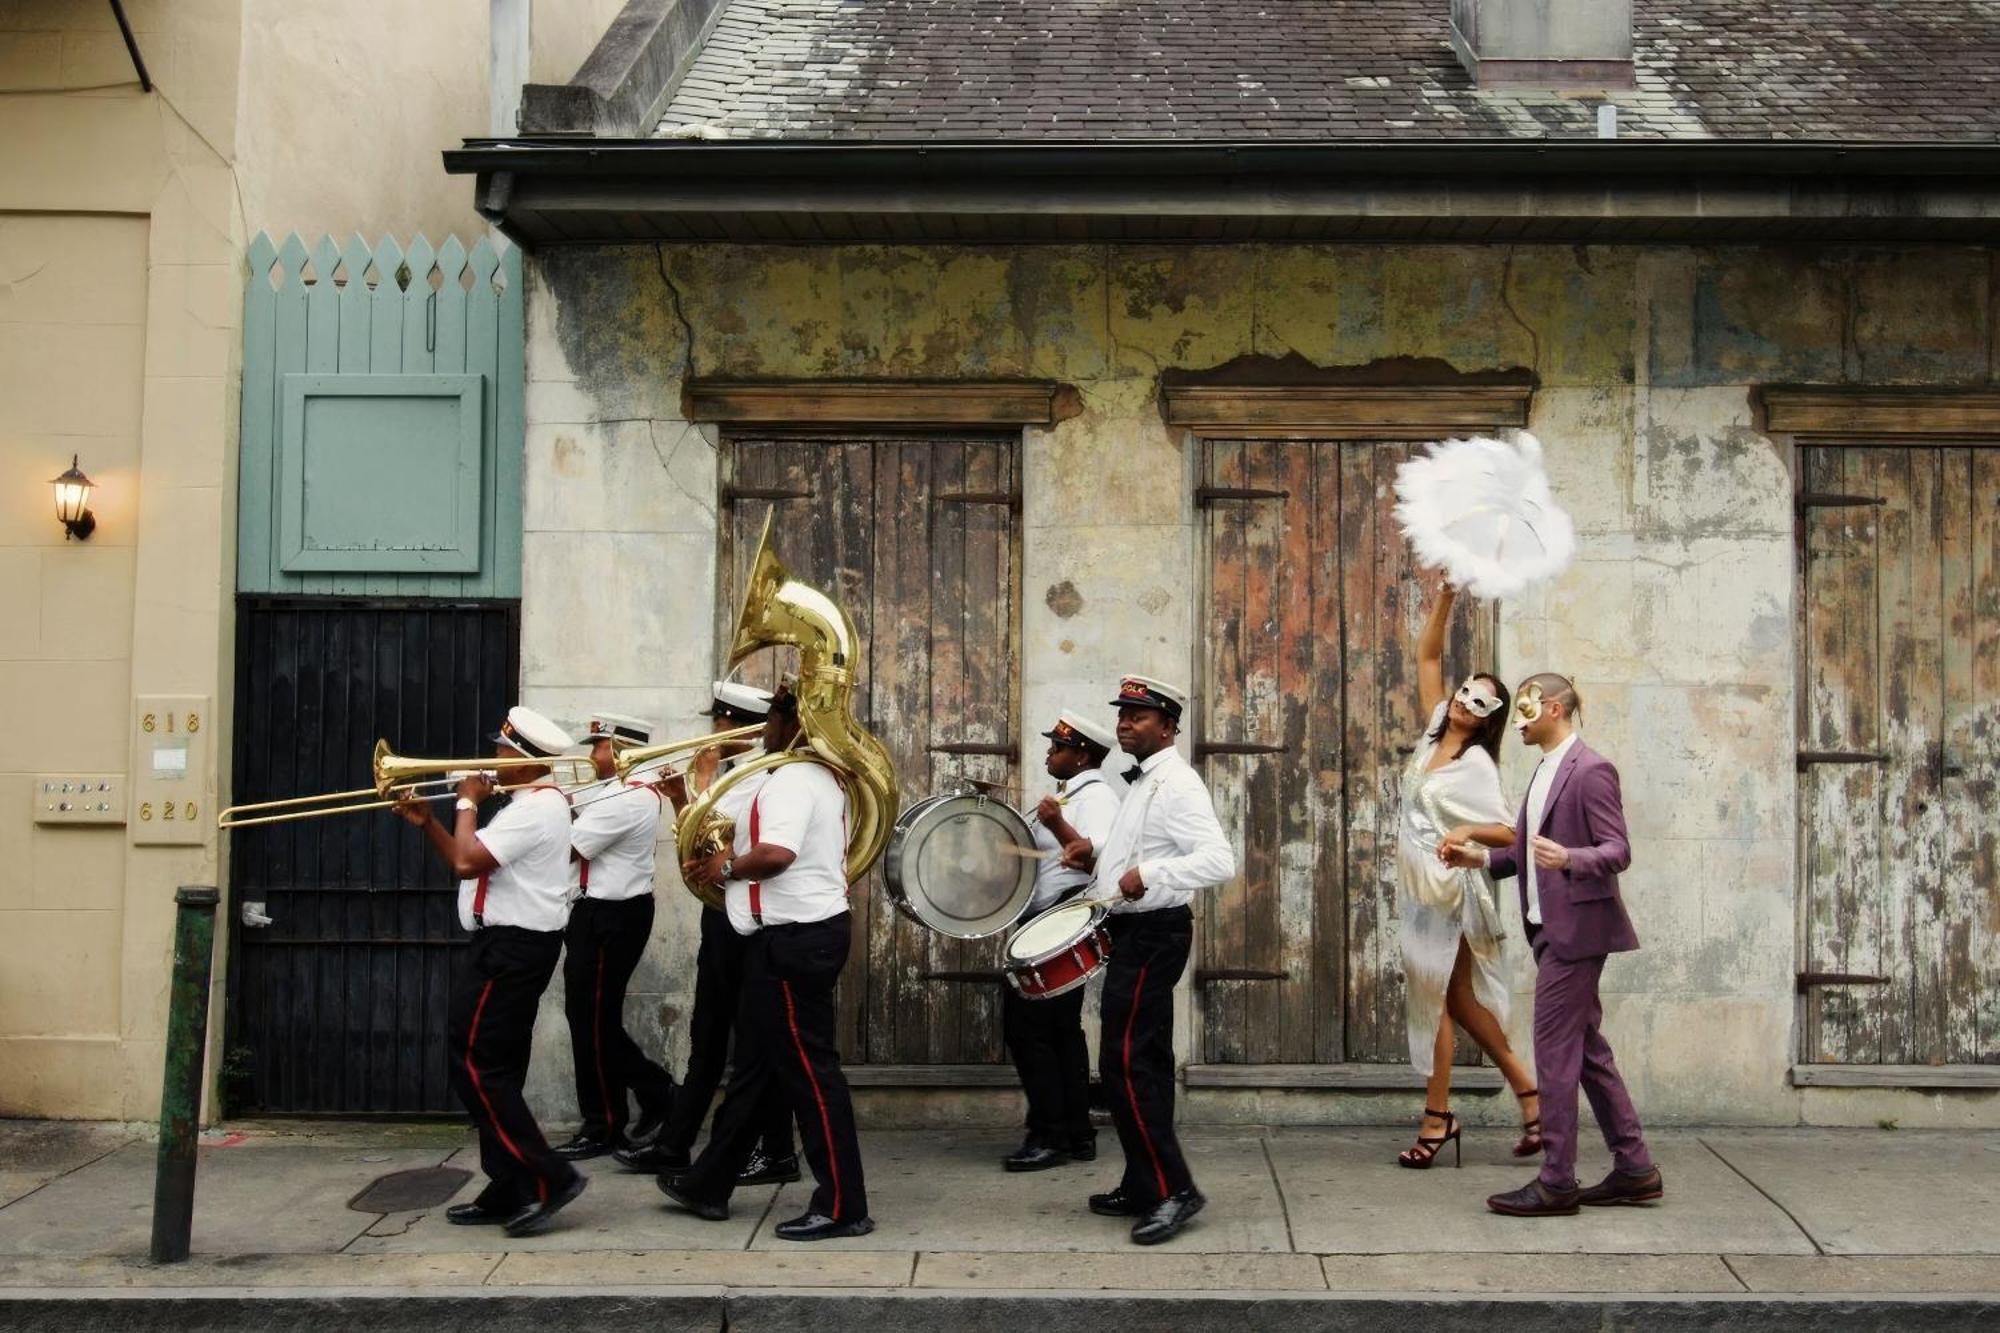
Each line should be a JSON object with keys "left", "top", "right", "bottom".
{"left": 520, "top": 241, "right": 1999, "bottom": 1130}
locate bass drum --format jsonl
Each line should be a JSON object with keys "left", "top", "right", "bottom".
{"left": 882, "top": 792, "right": 1039, "bottom": 938}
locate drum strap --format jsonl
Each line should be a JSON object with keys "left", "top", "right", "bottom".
{"left": 748, "top": 789, "right": 765, "bottom": 926}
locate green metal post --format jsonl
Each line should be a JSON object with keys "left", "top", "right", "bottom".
{"left": 149, "top": 885, "right": 219, "bottom": 1264}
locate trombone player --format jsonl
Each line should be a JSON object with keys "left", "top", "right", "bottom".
{"left": 393, "top": 705, "right": 587, "bottom": 1237}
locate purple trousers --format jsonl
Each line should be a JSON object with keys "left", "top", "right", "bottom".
{"left": 1530, "top": 943, "right": 1653, "bottom": 1190}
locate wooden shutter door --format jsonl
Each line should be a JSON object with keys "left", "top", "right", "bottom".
{"left": 1799, "top": 444, "right": 1999, "bottom": 1066}
{"left": 722, "top": 435, "right": 1021, "bottom": 1065}
{"left": 1198, "top": 439, "right": 1491, "bottom": 1066}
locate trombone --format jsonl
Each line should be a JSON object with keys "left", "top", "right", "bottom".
{"left": 216, "top": 723, "right": 766, "bottom": 829}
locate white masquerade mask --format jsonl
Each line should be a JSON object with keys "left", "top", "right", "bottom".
{"left": 1454, "top": 677, "right": 1502, "bottom": 719}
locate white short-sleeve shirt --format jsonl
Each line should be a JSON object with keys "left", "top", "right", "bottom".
{"left": 459, "top": 785, "right": 574, "bottom": 932}
{"left": 723, "top": 761, "right": 850, "bottom": 934}
{"left": 569, "top": 779, "right": 664, "bottom": 902}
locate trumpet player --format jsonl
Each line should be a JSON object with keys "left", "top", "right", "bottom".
{"left": 551, "top": 712, "right": 681, "bottom": 1162}
{"left": 393, "top": 706, "right": 586, "bottom": 1237}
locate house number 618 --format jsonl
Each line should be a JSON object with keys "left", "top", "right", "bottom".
{"left": 141, "top": 711, "right": 201, "bottom": 734}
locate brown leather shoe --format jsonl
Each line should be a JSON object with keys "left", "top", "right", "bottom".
{"left": 1485, "top": 1178, "right": 1580, "bottom": 1217}
{"left": 1578, "top": 1166, "right": 1664, "bottom": 1206}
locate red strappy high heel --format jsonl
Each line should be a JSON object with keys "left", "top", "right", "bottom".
{"left": 1512, "top": 1088, "right": 1543, "bottom": 1157}
{"left": 1397, "top": 1109, "right": 1461, "bottom": 1169}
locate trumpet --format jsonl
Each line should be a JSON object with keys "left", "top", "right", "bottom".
{"left": 215, "top": 741, "right": 595, "bottom": 829}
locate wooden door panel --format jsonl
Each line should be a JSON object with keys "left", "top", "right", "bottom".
{"left": 723, "top": 435, "right": 1020, "bottom": 1065}
{"left": 1800, "top": 444, "right": 1998, "bottom": 1065}
{"left": 1198, "top": 440, "right": 1488, "bottom": 1066}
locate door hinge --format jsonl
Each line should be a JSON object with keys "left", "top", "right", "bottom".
{"left": 1195, "top": 486, "right": 1290, "bottom": 506}
{"left": 1194, "top": 968, "right": 1289, "bottom": 984}
{"left": 934, "top": 490, "right": 1022, "bottom": 512}
{"left": 1796, "top": 971, "right": 1889, "bottom": 992}
{"left": 931, "top": 740, "right": 1020, "bottom": 760}
{"left": 1796, "top": 492, "right": 1886, "bottom": 517}
{"left": 1194, "top": 740, "right": 1289, "bottom": 759}
{"left": 722, "top": 484, "right": 814, "bottom": 504}
{"left": 1796, "top": 750, "right": 1887, "bottom": 771}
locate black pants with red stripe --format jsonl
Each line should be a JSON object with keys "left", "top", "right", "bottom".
{"left": 563, "top": 894, "right": 679, "bottom": 1140}
{"left": 448, "top": 925, "right": 578, "bottom": 1210}
{"left": 679, "top": 914, "right": 867, "bottom": 1221}
{"left": 657, "top": 906, "right": 795, "bottom": 1161}
{"left": 1099, "top": 906, "right": 1196, "bottom": 1204}
{"left": 1003, "top": 978, "right": 1094, "bottom": 1151}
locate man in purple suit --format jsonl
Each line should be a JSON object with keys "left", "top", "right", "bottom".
{"left": 1443, "top": 673, "right": 1662, "bottom": 1216}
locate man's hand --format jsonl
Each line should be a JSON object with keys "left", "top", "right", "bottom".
{"left": 1530, "top": 836, "right": 1571, "bottom": 871}
{"left": 1059, "top": 839, "right": 1094, "bottom": 870}
{"left": 392, "top": 791, "right": 433, "bottom": 828}
{"left": 1035, "top": 795, "right": 1063, "bottom": 823}
{"left": 1117, "top": 866, "right": 1146, "bottom": 900}
{"left": 682, "top": 849, "right": 730, "bottom": 888}
{"left": 687, "top": 746, "right": 722, "bottom": 796}
{"left": 454, "top": 772, "right": 498, "bottom": 803}
{"left": 656, "top": 770, "right": 689, "bottom": 806}
{"left": 1439, "top": 838, "right": 1484, "bottom": 869}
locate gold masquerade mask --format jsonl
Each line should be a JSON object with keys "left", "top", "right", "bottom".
{"left": 1454, "top": 677, "right": 1503, "bottom": 718}
{"left": 1513, "top": 679, "right": 1572, "bottom": 729}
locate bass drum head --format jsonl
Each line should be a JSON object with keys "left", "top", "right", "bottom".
{"left": 1005, "top": 898, "right": 1102, "bottom": 962}
{"left": 883, "top": 793, "right": 1037, "bottom": 938}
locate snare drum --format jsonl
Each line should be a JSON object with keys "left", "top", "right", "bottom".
{"left": 1002, "top": 897, "right": 1112, "bottom": 1000}
{"left": 882, "top": 792, "right": 1039, "bottom": 938}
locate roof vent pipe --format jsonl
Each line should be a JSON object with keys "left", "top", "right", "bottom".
{"left": 1451, "top": 0, "right": 1635, "bottom": 89}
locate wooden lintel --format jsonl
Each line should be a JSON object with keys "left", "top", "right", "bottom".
{"left": 1759, "top": 388, "right": 2000, "bottom": 439}
{"left": 1163, "top": 384, "right": 1532, "bottom": 438}
{"left": 1789, "top": 1063, "right": 2000, "bottom": 1089}
{"left": 688, "top": 379, "right": 1060, "bottom": 428}
{"left": 842, "top": 1064, "right": 1022, "bottom": 1088}
{"left": 1185, "top": 1064, "right": 1507, "bottom": 1091}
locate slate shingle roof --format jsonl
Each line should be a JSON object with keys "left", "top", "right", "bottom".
{"left": 656, "top": 0, "right": 2000, "bottom": 142}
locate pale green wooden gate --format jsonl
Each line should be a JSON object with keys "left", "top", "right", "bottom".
{"left": 237, "top": 232, "right": 524, "bottom": 597}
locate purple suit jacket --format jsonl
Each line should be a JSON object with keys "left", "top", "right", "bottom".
{"left": 1487, "top": 740, "right": 1639, "bottom": 962}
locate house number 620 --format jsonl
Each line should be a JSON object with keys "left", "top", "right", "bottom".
{"left": 137, "top": 802, "right": 199, "bottom": 822}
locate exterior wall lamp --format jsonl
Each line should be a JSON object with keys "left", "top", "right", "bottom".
{"left": 51, "top": 454, "right": 96, "bottom": 541}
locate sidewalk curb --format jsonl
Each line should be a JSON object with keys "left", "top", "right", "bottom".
{"left": 2, "top": 1286, "right": 1996, "bottom": 1331}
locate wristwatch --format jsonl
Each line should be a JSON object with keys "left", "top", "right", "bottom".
{"left": 721, "top": 858, "right": 735, "bottom": 881}
{"left": 455, "top": 797, "right": 477, "bottom": 813}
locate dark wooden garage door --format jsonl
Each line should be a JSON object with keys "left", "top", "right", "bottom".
{"left": 1197, "top": 439, "right": 1493, "bottom": 1065}
{"left": 225, "top": 599, "right": 520, "bottom": 1113}
{"left": 722, "top": 435, "right": 1021, "bottom": 1064}
{"left": 1798, "top": 445, "right": 1999, "bottom": 1066}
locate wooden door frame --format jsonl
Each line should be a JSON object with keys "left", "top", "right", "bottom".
{"left": 1173, "top": 384, "right": 1528, "bottom": 1087}
{"left": 1763, "top": 386, "right": 2000, "bottom": 1090}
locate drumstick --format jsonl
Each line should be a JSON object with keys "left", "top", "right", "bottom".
{"left": 994, "top": 844, "right": 1055, "bottom": 860}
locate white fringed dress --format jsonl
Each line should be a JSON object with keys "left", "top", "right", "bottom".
{"left": 1397, "top": 702, "right": 1513, "bottom": 1076}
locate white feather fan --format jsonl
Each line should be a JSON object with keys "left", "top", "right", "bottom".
{"left": 1392, "top": 432, "right": 1575, "bottom": 599}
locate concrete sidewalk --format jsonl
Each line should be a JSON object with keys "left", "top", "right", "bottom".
{"left": 0, "top": 1119, "right": 1995, "bottom": 1327}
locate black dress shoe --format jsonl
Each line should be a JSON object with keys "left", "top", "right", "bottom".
{"left": 774, "top": 1212, "right": 875, "bottom": 1242}
{"left": 1578, "top": 1166, "right": 1664, "bottom": 1206}
{"left": 1087, "top": 1188, "right": 1153, "bottom": 1217}
{"left": 501, "top": 1170, "right": 588, "bottom": 1237}
{"left": 552, "top": 1131, "right": 618, "bottom": 1161}
{"left": 1486, "top": 1178, "right": 1581, "bottom": 1217}
{"left": 736, "top": 1149, "right": 802, "bottom": 1186}
{"left": 656, "top": 1173, "right": 729, "bottom": 1221}
{"left": 1003, "top": 1143, "right": 1065, "bottom": 1173}
{"left": 615, "top": 1142, "right": 688, "bottom": 1172}
{"left": 1067, "top": 1137, "right": 1097, "bottom": 1162}
{"left": 1131, "top": 1188, "right": 1205, "bottom": 1245}
{"left": 626, "top": 1104, "right": 671, "bottom": 1149}
{"left": 445, "top": 1200, "right": 514, "bottom": 1226}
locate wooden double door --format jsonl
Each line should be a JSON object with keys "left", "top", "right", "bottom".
{"left": 722, "top": 435, "right": 1021, "bottom": 1065}
{"left": 1196, "top": 439, "right": 1492, "bottom": 1066}
{"left": 1798, "top": 444, "right": 1998, "bottom": 1067}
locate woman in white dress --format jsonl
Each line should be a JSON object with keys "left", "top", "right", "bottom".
{"left": 1395, "top": 580, "right": 1541, "bottom": 1168}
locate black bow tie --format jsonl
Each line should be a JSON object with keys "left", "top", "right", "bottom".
{"left": 1122, "top": 765, "right": 1143, "bottom": 783}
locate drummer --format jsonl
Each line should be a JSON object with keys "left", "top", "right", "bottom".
{"left": 1001, "top": 712, "right": 1122, "bottom": 1173}
{"left": 1066, "top": 675, "right": 1235, "bottom": 1245}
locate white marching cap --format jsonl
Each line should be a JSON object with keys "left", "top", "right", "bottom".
{"left": 1042, "top": 711, "right": 1117, "bottom": 754}
{"left": 709, "top": 680, "right": 774, "bottom": 719}
{"left": 1109, "top": 674, "right": 1189, "bottom": 720}
{"left": 491, "top": 705, "right": 577, "bottom": 759}
{"left": 583, "top": 711, "right": 655, "bottom": 747}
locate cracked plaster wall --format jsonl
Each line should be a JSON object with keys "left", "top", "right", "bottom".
{"left": 519, "top": 242, "right": 1999, "bottom": 1130}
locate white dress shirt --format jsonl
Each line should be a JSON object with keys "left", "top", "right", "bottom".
{"left": 1091, "top": 747, "right": 1236, "bottom": 914}
{"left": 568, "top": 778, "right": 663, "bottom": 902}
{"left": 1521, "top": 732, "right": 1581, "bottom": 926}
{"left": 1026, "top": 768, "right": 1121, "bottom": 912}
{"left": 723, "top": 761, "right": 851, "bottom": 934}
{"left": 459, "top": 785, "right": 574, "bottom": 932}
